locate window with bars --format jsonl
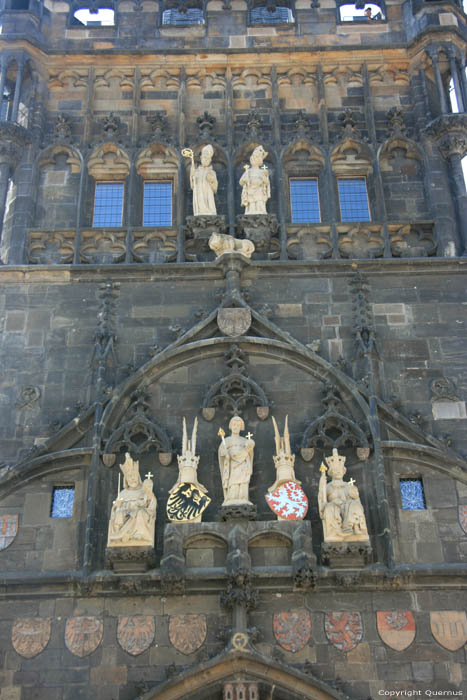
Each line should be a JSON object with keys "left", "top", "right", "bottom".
{"left": 400, "top": 478, "right": 426, "bottom": 510}
{"left": 143, "top": 182, "right": 173, "bottom": 226}
{"left": 337, "top": 177, "right": 370, "bottom": 222}
{"left": 250, "top": 5, "right": 293, "bottom": 23}
{"left": 289, "top": 178, "right": 321, "bottom": 223}
{"left": 51, "top": 486, "right": 75, "bottom": 518}
{"left": 161, "top": 7, "right": 204, "bottom": 24}
{"left": 93, "top": 182, "right": 124, "bottom": 227}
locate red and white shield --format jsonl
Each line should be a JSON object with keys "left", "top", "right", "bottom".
{"left": 377, "top": 611, "right": 416, "bottom": 651}
{"left": 325, "top": 612, "right": 363, "bottom": 652}
{"left": 0, "top": 514, "right": 18, "bottom": 550}
{"left": 265, "top": 481, "right": 308, "bottom": 520}
{"left": 273, "top": 609, "right": 312, "bottom": 652}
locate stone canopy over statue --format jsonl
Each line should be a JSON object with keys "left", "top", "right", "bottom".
{"left": 107, "top": 453, "right": 157, "bottom": 548}
{"left": 318, "top": 448, "right": 369, "bottom": 543}
{"left": 184, "top": 144, "right": 218, "bottom": 216}
{"left": 239, "top": 145, "right": 270, "bottom": 215}
{"left": 218, "top": 416, "right": 255, "bottom": 506}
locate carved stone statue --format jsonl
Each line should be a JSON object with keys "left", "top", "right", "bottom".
{"left": 239, "top": 145, "right": 270, "bottom": 215}
{"left": 269, "top": 415, "right": 300, "bottom": 491}
{"left": 218, "top": 416, "right": 255, "bottom": 506}
{"left": 318, "top": 449, "right": 369, "bottom": 543}
{"left": 209, "top": 231, "right": 255, "bottom": 259}
{"left": 186, "top": 144, "right": 218, "bottom": 216}
{"left": 167, "top": 417, "right": 211, "bottom": 522}
{"left": 107, "top": 453, "right": 157, "bottom": 548}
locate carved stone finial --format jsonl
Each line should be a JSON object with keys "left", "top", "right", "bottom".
{"left": 244, "top": 109, "right": 262, "bottom": 141}
{"left": 54, "top": 113, "right": 72, "bottom": 141}
{"left": 146, "top": 112, "right": 168, "bottom": 141}
{"left": 196, "top": 111, "right": 216, "bottom": 140}
{"left": 338, "top": 108, "right": 358, "bottom": 137}
{"left": 386, "top": 107, "right": 407, "bottom": 138}
{"left": 294, "top": 110, "right": 311, "bottom": 139}
{"left": 102, "top": 113, "right": 121, "bottom": 139}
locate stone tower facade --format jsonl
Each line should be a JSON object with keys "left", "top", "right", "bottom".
{"left": 0, "top": 0, "right": 466, "bottom": 697}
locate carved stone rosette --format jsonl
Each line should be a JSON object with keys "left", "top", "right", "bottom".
{"left": 236, "top": 214, "right": 279, "bottom": 257}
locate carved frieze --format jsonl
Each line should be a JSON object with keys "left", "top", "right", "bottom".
{"left": 286, "top": 226, "right": 332, "bottom": 261}
{"left": 80, "top": 230, "right": 126, "bottom": 265}
{"left": 28, "top": 231, "right": 75, "bottom": 265}
{"left": 132, "top": 230, "right": 177, "bottom": 263}
{"left": 389, "top": 223, "right": 436, "bottom": 258}
{"left": 236, "top": 215, "right": 279, "bottom": 256}
{"left": 337, "top": 224, "right": 384, "bottom": 259}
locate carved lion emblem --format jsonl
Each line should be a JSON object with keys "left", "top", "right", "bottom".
{"left": 208, "top": 232, "right": 255, "bottom": 259}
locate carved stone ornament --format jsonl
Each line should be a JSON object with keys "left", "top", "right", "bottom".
{"left": 202, "top": 344, "right": 270, "bottom": 419}
{"left": 28, "top": 231, "right": 75, "bottom": 265}
{"left": 286, "top": 226, "right": 332, "bottom": 261}
{"left": 321, "top": 540, "right": 372, "bottom": 568}
{"left": 0, "top": 122, "right": 32, "bottom": 169}
{"left": 105, "top": 545, "right": 157, "bottom": 573}
{"left": 338, "top": 224, "right": 384, "bottom": 260}
{"left": 377, "top": 611, "right": 416, "bottom": 651}
{"left": 218, "top": 415, "right": 255, "bottom": 506}
{"left": 389, "top": 223, "right": 437, "bottom": 258}
{"left": 12, "top": 618, "right": 51, "bottom": 658}
{"left": 236, "top": 214, "right": 279, "bottom": 255}
{"left": 168, "top": 614, "right": 207, "bottom": 655}
{"left": 300, "top": 384, "right": 370, "bottom": 458}
{"left": 324, "top": 612, "right": 363, "bottom": 652}
{"left": 117, "top": 615, "right": 155, "bottom": 655}
{"left": 430, "top": 377, "right": 459, "bottom": 402}
{"left": 107, "top": 454, "right": 157, "bottom": 548}
{"left": 185, "top": 215, "right": 227, "bottom": 259}
{"left": 459, "top": 505, "right": 467, "bottom": 534}
{"left": 430, "top": 611, "right": 467, "bottom": 651}
{"left": 318, "top": 449, "right": 369, "bottom": 544}
{"left": 273, "top": 609, "right": 312, "bottom": 652}
{"left": 0, "top": 514, "right": 18, "bottom": 550}
{"left": 423, "top": 113, "right": 467, "bottom": 159}
{"left": 104, "top": 388, "right": 172, "bottom": 464}
{"left": 217, "top": 308, "right": 252, "bottom": 337}
{"left": 209, "top": 232, "right": 255, "bottom": 260}
{"left": 80, "top": 230, "right": 126, "bottom": 265}
{"left": 65, "top": 616, "right": 103, "bottom": 657}
{"left": 132, "top": 231, "right": 177, "bottom": 264}
{"left": 223, "top": 681, "right": 259, "bottom": 700}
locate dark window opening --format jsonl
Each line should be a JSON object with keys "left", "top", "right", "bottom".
{"left": 250, "top": 5, "right": 293, "bottom": 23}
{"left": 162, "top": 7, "right": 204, "bottom": 24}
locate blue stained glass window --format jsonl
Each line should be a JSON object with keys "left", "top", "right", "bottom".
{"left": 143, "top": 182, "right": 173, "bottom": 226}
{"left": 162, "top": 8, "right": 204, "bottom": 24}
{"left": 250, "top": 5, "right": 293, "bottom": 23}
{"left": 338, "top": 178, "right": 371, "bottom": 222}
{"left": 290, "top": 179, "right": 321, "bottom": 223}
{"left": 93, "top": 183, "right": 124, "bottom": 227}
{"left": 51, "top": 486, "right": 75, "bottom": 518}
{"left": 400, "top": 478, "right": 426, "bottom": 510}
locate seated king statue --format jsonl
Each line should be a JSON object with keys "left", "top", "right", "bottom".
{"left": 107, "top": 453, "right": 157, "bottom": 548}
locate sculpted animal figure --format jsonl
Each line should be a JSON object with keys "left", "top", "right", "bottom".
{"left": 209, "top": 232, "right": 255, "bottom": 259}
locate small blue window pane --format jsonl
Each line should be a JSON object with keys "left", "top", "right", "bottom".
{"left": 290, "top": 179, "right": 321, "bottom": 223}
{"left": 400, "top": 479, "right": 426, "bottom": 510}
{"left": 93, "top": 183, "right": 124, "bottom": 227}
{"left": 51, "top": 487, "right": 75, "bottom": 518}
{"left": 338, "top": 178, "right": 370, "bottom": 222}
{"left": 250, "top": 6, "right": 293, "bottom": 23}
{"left": 162, "top": 8, "right": 204, "bottom": 24}
{"left": 143, "top": 182, "right": 172, "bottom": 226}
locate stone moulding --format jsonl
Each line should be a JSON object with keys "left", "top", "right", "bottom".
{"left": 28, "top": 230, "right": 75, "bottom": 265}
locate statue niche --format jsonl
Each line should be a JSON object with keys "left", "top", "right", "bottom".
{"left": 107, "top": 453, "right": 157, "bottom": 548}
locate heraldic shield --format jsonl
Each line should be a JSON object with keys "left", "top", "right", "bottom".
{"left": 65, "top": 616, "right": 103, "bottom": 657}
{"left": 117, "top": 616, "right": 155, "bottom": 655}
{"left": 265, "top": 481, "right": 308, "bottom": 520}
{"left": 0, "top": 514, "right": 18, "bottom": 550}
{"left": 169, "top": 614, "right": 207, "bottom": 655}
{"left": 273, "top": 609, "right": 312, "bottom": 652}
{"left": 12, "top": 618, "right": 51, "bottom": 658}
{"left": 217, "top": 308, "right": 251, "bottom": 337}
{"left": 167, "top": 483, "right": 211, "bottom": 522}
{"left": 430, "top": 611, "right": 467, "bottom": 651}
{"left": 377, "top": 611, "right": 415, "bottom": 651}
{"left": 325, "top": 612, "right": 363, "bottom": 652}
